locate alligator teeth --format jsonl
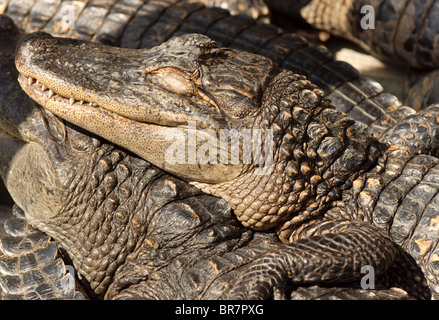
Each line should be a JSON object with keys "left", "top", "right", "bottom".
{"left": 28, "top": 77, "right": 34, "bottom": 86}
{"left": 69, "top": 97, "right": 75, "bottom": 105}
{"left": 79, "top": 100, "right": 84, "bottom": 105}
{"left": 41, "top": 84, "right": 46, "bottom": 91}
{"left": 35, "top": 79, "right": 39, "bottom": 85}
{"left": 48, "top": 89, "right": 54, "bottom": 98}
{"left": 92, "top": 102, "right": 99, "bottom": 108}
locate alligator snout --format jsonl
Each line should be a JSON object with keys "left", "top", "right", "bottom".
{"left": 0, "top": 15, "right": 18, "bottom": 35}
{"left": 15, "top": 32, "right": 53, "bottom": 65}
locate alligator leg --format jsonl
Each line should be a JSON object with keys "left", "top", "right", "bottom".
{"left": 107, "top": 227, "right": 426, "bottom": 300}
{"left": 222, "top": 220, "right": 397, "bottom": 299}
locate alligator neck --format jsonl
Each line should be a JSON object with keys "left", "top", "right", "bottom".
{"left": 194, "top": 71, "right": 388, "bottom": 241}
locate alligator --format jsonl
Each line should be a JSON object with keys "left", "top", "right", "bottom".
{"left": 0, "top": 15, "right": 430, "bottom": 300}
{"left": 405, "top": 69, "right": 439, "bottom": 111}
{"left": 2, "top": 0, "right": 439, "bottom": 300}
{"left": 264, "top": 0, "right": 439, "bottom": 68}
{"left": 0, "top": 0, "right": 419, "bottom": 142}
{"left": 13, "top": 26, "right": 439, "bottom": 302}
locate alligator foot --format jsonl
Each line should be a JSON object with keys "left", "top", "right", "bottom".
{"left": 222, "top": 220, "right": 397, "bottom": 299}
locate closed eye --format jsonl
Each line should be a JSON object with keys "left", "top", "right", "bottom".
{"left": 148, "top": 67, "right": 196, "bottom": 96}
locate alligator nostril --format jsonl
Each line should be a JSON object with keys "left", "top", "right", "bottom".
{"left": 16, "top": 32, "right": 53, "bottom": 53}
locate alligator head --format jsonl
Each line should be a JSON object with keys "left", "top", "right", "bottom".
{"left": 15, "top": 32, "right": 278, "bottom": 184}
{"left": 16, "top": 32, "right": 385, "bottom": 240}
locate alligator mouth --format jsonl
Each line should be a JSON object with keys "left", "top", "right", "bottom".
{"left": 18, "top": 73, "right": 126, "bottom": 123}
{"left": 17, "top": 72, "right": 246, "bottom": 184}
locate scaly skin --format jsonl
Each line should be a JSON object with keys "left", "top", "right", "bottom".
{"left": 15, "top": 32, "right": 439, "bottom": 297}
{"left": 0, "top": 206, "right": 85, "bottom": 299}
{"left": 0, "top": 15, "right": 84, "bottom": 299}
{"left": 0, "top": 0, "right": 418, "bottom": 140}
{"left": 0, "top": 18, "right": 428, "bottom": 300}
{"left": 3, "top": 0, "right": 439, "bottom": 299}
{"left": 265, "top": 0, "right": 439, "bottom": 68}
{"left": 404, "top": 69, "right": 439, "bottom": 111}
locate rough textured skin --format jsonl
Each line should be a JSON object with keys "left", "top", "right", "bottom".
{"left": 0, "top": 28, "right": 429, "bottom": 299}
{"left": 265, "top": 0, "right": 439, "bottom": 68}
{"left": 0, "top": 15, "right": 83, "bottom": 299}
{"left": 0, "top": 14, "right": 427, "bottom": 300}
{"left": 405, "top": 69, "right": 439, "bottom": 111}
{"left": 14, "top": 30, "right": 439, "bottom": 299}
{"left": 0, "top": 0, "right": 418, "bottom": 141}
{"left": 0, "top": 206, "right": 84, "bottom": 299}
{"left": 14, "top": 33, "right": 384, "bottom": 232}
{"left": 2, "top": 1, "right": 439, "bottom": 300}
{"left": 382, "top": 104, "right": 439, "bottom": 156}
